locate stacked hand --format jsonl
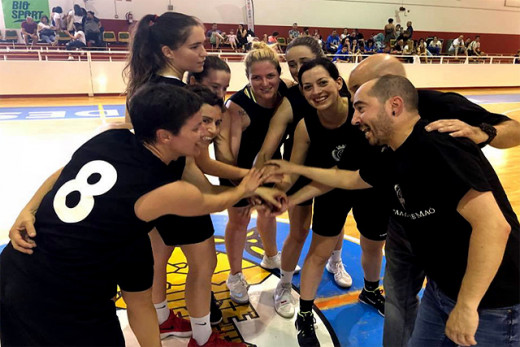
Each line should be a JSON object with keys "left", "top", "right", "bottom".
{"left": 9, "top": 209, "right": 37, "bottom": 254}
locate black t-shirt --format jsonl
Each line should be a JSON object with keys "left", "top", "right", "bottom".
{"left": 4, "top": 129, "right": 183, "bottom": 312}
{"left": 359, "top": 119, "right": 519, "bottom": 308}
{"left": 150, "top": 75, "right": 186, "bottom": 87}
{"left": 284, "top": 85, "right": 316, "bottom": 159}
{"left": 228, "top": 82, "right": 288, "bottom": 169}
{"left": 417, "top": 90, "right": 510, "bottom": 126}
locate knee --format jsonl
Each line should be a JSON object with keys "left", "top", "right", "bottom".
{"left": 306, "top": 251, "right": 329, "bottom": 267}
{"left": 188, "top": 254, "right": 217, "bottom": 279}
{"left": 288, "top": 228, "right": 308, "bottom": 246}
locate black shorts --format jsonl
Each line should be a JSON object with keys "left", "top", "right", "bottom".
{"left": 286, "top": 175, "right": 313, "bottom": 206}
{"left": 155, "top": 214, "right": 215, "bottom": 246}
{"left": 311, "top": 188, "right": 388, "bottom": 240}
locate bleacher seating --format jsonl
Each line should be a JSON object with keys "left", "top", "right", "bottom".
{"left": 5, "top": 30, "right": 19, "bottom": 43}
{"left": 103, "top": 31, "right": 117, "bottom": 45}
{"left": 118, "top": 31, "right": 130, "bottom": 43}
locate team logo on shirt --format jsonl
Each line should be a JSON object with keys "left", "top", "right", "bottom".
{"left": 394, "top": 184, "right": 406, "bottom": 210}
{"left": 331, "top": 144, "right": 346, "bottom": 162}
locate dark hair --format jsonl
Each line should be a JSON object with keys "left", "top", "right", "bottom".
{"left": 286, "top": 36, "right": 326, "bottom": 58}
{"left": 74, "top": 5, "right": 83, "bottom": 16}
{"left": 388, "top": 18, "right": 394, "bottom": 23}
{"left": 124, "top": 12, "right": 203, "bottom": 99}
{"left": 185, "top": 85, "right": 224, "bottom": 109}
{"left": 298, "top": 58, "right": 350, "bottom": 98}
{"left": 40, "top": 15, "right": 49, "bottom": 23}
{"left": 129, "top": 83, "right": 203, "bottom": 144}
{"left": 187, "top": 55, "right": 230, "bottom": 83}
{"left": 368, "top": 75, "right": 418, "bottom": 112}
{"left": 87, "top": 11, "right": 95, "bottom": 16}
{"left": 272, "top": 31, "right": 279, "bottom": 36}
{"left": 54, "top": 6, "right": 63, "bottom": 14}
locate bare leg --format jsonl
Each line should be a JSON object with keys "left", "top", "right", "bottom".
{"left": 281, "top": 205, "right": 312, "bottom": 272}
{"left": 181, "top": 237, "right": 217, "bottom": 317}
{"left": 225, "top": 206, "right": 251, "bottom": 275}
{"left": 149, "top": 228, "right": 175, "bottom": 304}
{"left": 360, "top": 235, "right": 385, "bottom": 282}
{"left": 257, "top": 210, "right": 278, "bottom": 257}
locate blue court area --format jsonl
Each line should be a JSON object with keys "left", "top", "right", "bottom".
{"left": 0, "top": 93, "right": 516, "bottom": 122}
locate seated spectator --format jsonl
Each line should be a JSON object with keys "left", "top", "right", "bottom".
{"left": 391, "top": 39, "right": 404, "bottom": 54}
{"left": 384, "top": 18, "right": 395, "bottom": 46}
{"left": 51, "top": 6, "right": 66, "bottom": 31}
{"left": 37, "top": 15, "right": 57, "bottom": 46}
{"left": 288, "top": 23, "right": 300, "bottom": 41}
{"left": 394, "top": 24, "right": 402, "bottom": 39}
{"left": 83, "top": 11, "right": 102, "bottom": 46}
{"left": 416, "top": 38, "right": 429, "bottom": 63}
{"left": 351, "top": 39, "right": 361, "bottom": 54}
{"left": 268, "top": 31, "right": 279, "bottom": 44}
{"left": 403, "top": 39, "right": 414, "bottom": 55}
{"left": 228, "top": 29, "right": 237, "bottom": 51}
{"left": 333, "top": 40, "right": 351, "bottom": 62}
{"left": 66, "top": 24, "right": 86, "bottom": 51}
{"left": 372, "top": 33, "right": 385, "bottom": 52}
{"left": 428, "top": 36, "right": 442, "bottom": 55}
{"left": 515, "top": 49, "right": 520, "bottom": 64}
{"left": 207, "top": 23, "right": 225, "bottom": 48}
{"left": 21, "top": 16, "right": 38, "bottom": 45}
{"left": 313, "top": 29, "right": 323, "bottom": 43}
{"left": 449, "top": 35, "right": 468, "bottom": 56}
{"left": 365, "top": 39, "right": 376, "bottom": 54}
{"left": 341, "top": 28, "right": 349, "bottom": 40}
{"left": 236, "top": 24, "right": 248, "bottom": 51}
{"left": 468, "top": 36, "right": 482, "bottom": 56}
{"left": 325, "top": 29, "right": 340, "bottom": 54}
{"left": 302, "top": 27, "right": 310, "bottom": 36}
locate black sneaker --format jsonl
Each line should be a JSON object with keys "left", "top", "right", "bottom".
{"left": 210, "top": 291, "right": 223, "bottom": 325}
{"left": 359, "top": 288, "right": 385, "bottom": 317}
{"left": 295, "top": 311, "right": 320, "bottom": 347}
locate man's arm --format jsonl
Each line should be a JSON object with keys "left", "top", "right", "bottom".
{"left": 254, "top": 97, "right": 293, "bottom": 169}
{"left": 289, "top": 181, "right": 333, "bottom": 206}
{"left": 445, "top": 189, "right": 511, "bottom": 346}
{"left": 426, "top": 118, "right": 520, "bottom": 149}
{"left": 267, "top": 160, "right": 371, "bottom": 191}
{"left": 9, "top": 168, "right": 63, "bottom": 254}
{"left": 122, "top": 288, "right": 161, "bottom": 347}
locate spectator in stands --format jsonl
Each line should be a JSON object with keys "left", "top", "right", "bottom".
{"left": 384, "top": 18, "right": 395, "bottom": 46}
{"left": 302, "top": 27, "right": 310, "bottom": 36}
{"left": 51, "top": 7, "right": 66, "bottom": 31}
{"left": 351, "top": 39, "right": 360, "bottom": 54}
{"left": 405, "top": 21, "right": 413, "bottom": 39}
{"left": 83, "top": 11, "right": 102, "bottom": 46}
{"left": 228, "top": 29, "right": 237, "bottom": 51}
{"left": 392, "top": 38, "right": 404, "bottom": 54}
{"left": 68, "top": 4, "right": 85, "bottom": 33}
{"left": 449, "top": 35, "right": 468, "bottom": 56}
{"left": 365, "top": 39, "right": 376, "bottom": 54}
{"left": 514, "top": 49, "right": 520, "bottom": 64}
{"left": 428, "top": 36, "right": 442, "bottom": 55}
{"left": 372, "top": 33, "right": 385, "bottom": 52}
{"left": 394, "top": 24, "right": 402, "bottom": 39}
{"left": 325, "top": 29, "right": 340, "bottom": 54}
{"left": 207, "top": 23, "right": 225, "bottom": 49}
{"left": 288, "top": 23, "right": 300, "bottom": 41}
{"left": 313, "top": 29, "right": 323, "bottom": 43}
{"left": 468, "top": 36, "right": 482, "bottom": 56}
{"left": 417, "top": 38, "right": 429, "bottom": 63}
{"left": 37, "top": 15, "right": 57, "bottom": 46}
{"left": 403, "top": 39, "right": 414, "bottom": 55}
{"left": 66, "top": 23, "right": 86, "bottom": 51}
{"left": 21, "top": 16, "right": 38, "bottom": 45}
{"left": 352, "top": 29, "right": 364, "bottom": 43}
{"left": 236, "top": 24, "right": 248, "bottom": 51}
{"left": 341, "top": 28, "right": 349, "bottom": 40}
{"left": 268, "top": 31, "right": 279, "bottom": 44}
{"left": 333, "top": 40, "right": 350, "bottom": 62}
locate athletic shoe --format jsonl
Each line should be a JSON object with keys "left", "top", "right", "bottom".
{"left": 210, "top": 291, "right": 223, "bottom": 325}
{"left": 226, "top": 272, "right": 250, "bottom": 304}
{"left": 187, "top": 331, "right": 248, "bottom": 346}
{"left": 260, "top": 251, "right": 301, "bottom": 273}
{"left": 159, "top": 310, "right": 192, "bottom": 339}
{"left": 325, "top": 260, "right": 353, "bottom": 288}
{"left": 358, "top": 288, "right": 385, "bottom": 317}
{"left": 274, "top": 282, "right": 295, "bottom": 318}
{"left": 295, "top": 311, "right": 320, "bottom": 347}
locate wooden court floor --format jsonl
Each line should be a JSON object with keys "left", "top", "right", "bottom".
{"left": 0, "top": 88, "right": 519, "bottom": 243}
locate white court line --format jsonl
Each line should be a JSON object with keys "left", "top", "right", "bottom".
{"left": 504, "top": 108, "right": 520, "bottom": 115}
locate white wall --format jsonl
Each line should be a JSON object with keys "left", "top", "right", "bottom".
{"left": 1, "top": 58, "right": 519, "bottom": 96}
{"left": 1, "top": 0, "right": 520, "bottom": 35}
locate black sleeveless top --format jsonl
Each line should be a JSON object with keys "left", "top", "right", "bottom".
{"left": 284, "top": 85, "right": 316, "bottom": 159}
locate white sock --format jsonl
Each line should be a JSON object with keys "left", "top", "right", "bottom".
{"left": 330, "top": 249, "right": 342, "bottom": 263}
{"left": 280, "top": 269, "right": 294, "bottom": 285}
{"left": 190, "top": 313, "right": 212, "bottom": 346}
{"left": 154, "top": 300, "right": 170, "bottom": 325}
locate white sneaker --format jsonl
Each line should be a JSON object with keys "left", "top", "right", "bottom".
{"left": 261, "top": 251, "right": 301, "bottom": 273}
{"left": 326, "top": 260, "right": 353, "bottom": 288}
{"left": 226, "top": 272, "right": 250, "bottom": 304}
{"left": 274, "top": 282, "right": 295, "bottom": 318}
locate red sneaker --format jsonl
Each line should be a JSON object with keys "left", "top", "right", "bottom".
{"left": 159, "top": 310, "right": 192, "bottom": 339}
{"left": 187, "top": 332, "right": 248, "bottom": 346}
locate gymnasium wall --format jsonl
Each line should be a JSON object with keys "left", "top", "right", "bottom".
{"left": 1, "top": 1, "right": 519, "bottom": 53}
{"left": 1, "top": 59, "right": 519, "bottom": 96}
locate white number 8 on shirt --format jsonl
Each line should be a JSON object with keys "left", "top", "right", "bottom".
{"left": 53, "top": 160, "right": 118, "bottom": 223}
